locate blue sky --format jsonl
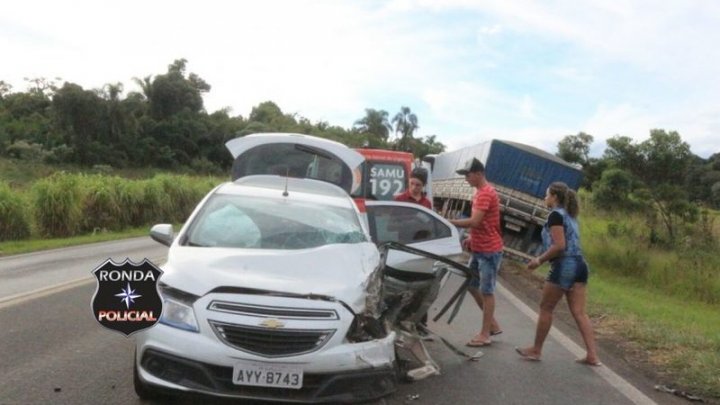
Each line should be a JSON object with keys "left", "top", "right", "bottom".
{"left": 2, "top": 0, "right": 719, "bottom": 157}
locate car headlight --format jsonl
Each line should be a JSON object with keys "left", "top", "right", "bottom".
{"left": 158, "top": 283, "right": 200, "bottom": 333}
{"left": 346, "top": 315, "right": 387, "bottom": 342}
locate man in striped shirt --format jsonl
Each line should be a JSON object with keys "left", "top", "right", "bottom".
{"left": 450, "top": 158, "right": 504, "bottom": 347}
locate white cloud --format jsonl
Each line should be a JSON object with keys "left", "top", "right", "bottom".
{"left": 479, "top": 24, "right": 502, "bottom": 36}
{"left": 584, "top": 103, "right": 654, "bottom": 140}
{"left": 550, "top": 66, "right": 594, "bottom": 83}
{"left": 580, "top": 101, "right": 720, "bottom": 158}
{"left": 519, "top": 95, "right": 536, "bottom": 119}
{"left": 442, "top": 125, "right": 575, "bottom": 156}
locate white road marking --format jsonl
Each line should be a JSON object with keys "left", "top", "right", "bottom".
{"left": 0, "top": 255, "right": 166, "bottom": 310}
{"left": 0, "top": 277, "right": 94, "bottom": 309}
{"left": 497, "top": 282, "right": 658, "bottom": 405}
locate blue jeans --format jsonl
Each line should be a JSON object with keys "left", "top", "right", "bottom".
{"left": 547, "top": 256, "right": 589, "bottom": 290}
{"left": 468, "top": 252, "right": 503, "bottom": 294}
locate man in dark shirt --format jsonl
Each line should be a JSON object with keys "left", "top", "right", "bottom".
{"left": 394, "top": 169, "right": 433, "bottom": 338}
{"left": 394, "top": 171, "right": 432, "bottom": 209}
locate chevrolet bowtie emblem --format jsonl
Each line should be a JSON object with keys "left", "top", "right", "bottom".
{"left": 259, "top": 318, "right": 285, "bottom": 329}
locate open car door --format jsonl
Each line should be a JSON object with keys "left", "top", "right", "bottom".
{"left": 226, "top": 133, "right": 365, "bottom": 195}
{"left": 365, "top": 200, "right": 471, "bottom": 380}
{"left": 364, "top": 201, "right": 463, "bottom": 274}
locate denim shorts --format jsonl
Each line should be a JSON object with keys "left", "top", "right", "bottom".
{"left": 468, "top": 251, "right": 503, "bottom": 294}
{"left": 547, "top": 256, "right": 589, "bottom": 290}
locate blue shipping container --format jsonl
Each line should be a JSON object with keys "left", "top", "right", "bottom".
{"left": 484, "top": 140, "right": 583, "bottom": 199}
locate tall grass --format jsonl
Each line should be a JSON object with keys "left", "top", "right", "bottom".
{"left": 137, "top": 174, "right": 217, "bottom": 224}
{"left": 82, "top": 175, "right": 126, "bottom": 232}
{"left": 0, "top": 181, "right": 31, "bottom": 241}
{"left": 31, "top": 173, "right": 84, "bottom": 237}
{"left": 14, "top": 173, "right": 222, "bottom": 239}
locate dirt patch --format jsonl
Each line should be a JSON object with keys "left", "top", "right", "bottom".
{"left": 499, "top": 260, "right": 716, "bottom": 405}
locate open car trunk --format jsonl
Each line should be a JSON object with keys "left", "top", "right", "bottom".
{"left": 226, "top": 133, "right": 364, "bottom": 195}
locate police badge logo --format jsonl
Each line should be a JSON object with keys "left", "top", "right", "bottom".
{"left": 91, "top": 258, "right": 163, "bottom": 336}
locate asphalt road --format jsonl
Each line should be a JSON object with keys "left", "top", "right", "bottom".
{"left": 0, "top": 238, "right": 684, "bottom": 404}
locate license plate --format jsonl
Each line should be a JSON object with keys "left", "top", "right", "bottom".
{"left": 232, "top": 361, "right": 303, "bottom": 389}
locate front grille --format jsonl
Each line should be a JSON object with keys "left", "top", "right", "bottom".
{"left": 209, "top": 321, "right": 335, "bottom": 357}
{"left": 208, "top": 301, "right": 338, "bottom": 320}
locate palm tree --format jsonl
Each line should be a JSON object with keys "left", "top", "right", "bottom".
{"left": 132, "top": 75, "right": 154, "bottom": 101}
{"left": 353, "top": 108, "right": 392, "bottom": 147}
{"left": 102, "top": 83, "right": 124, "bottom": 142}
{"left": 391, "top": 106, "right": 418, "bottom": 152}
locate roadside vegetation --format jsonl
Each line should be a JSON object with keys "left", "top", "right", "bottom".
{"left": 581, "top": 209, "right": 720, "bottom": 399}
{"left": 562, "top": 134, "right": 720, "bottom": 400}
{"left": 0, "top": 171, "right": 221, "bottom": 250}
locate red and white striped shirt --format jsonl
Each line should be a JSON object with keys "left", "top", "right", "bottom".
{"left": 469, "top": 183, "right": 503, "bottom": 253}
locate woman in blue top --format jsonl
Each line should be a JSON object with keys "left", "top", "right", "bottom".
{"left": 515, "top": 182, "right": 601, "bottom": 366}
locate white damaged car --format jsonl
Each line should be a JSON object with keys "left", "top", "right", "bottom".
{"left": 134, "top": 134, "right": 465, "bottom": 403}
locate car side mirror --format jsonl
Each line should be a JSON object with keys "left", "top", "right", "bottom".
{"left": 150, "top": 224, "right": 174, "bottom": 247}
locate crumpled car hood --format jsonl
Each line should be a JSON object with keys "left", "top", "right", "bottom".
{"left": 160, "top": 242, "right": 380, "bottom": 314}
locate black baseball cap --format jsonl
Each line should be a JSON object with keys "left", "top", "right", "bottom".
{"left": 456, "top": 158, "right": 485, "bottom": 175}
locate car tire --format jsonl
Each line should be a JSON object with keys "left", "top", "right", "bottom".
{"left": 394, "top": 358, "right": 414, "bottom": 384}
{"left": 133, "top": 355, "right": 164, "bottom": 400}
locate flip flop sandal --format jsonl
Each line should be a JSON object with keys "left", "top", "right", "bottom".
{"left": 575, "top": 358, "right": 602, "bottom": 366}
{"left": 515, "top": 347, "right": 540, "bottom": 361}
{"left": 466, "top": 339, "right": 492, "bottom": 347}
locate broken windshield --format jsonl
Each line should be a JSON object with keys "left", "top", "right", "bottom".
{"left": 184, "top": 194, "right": 367, "bottom": 249}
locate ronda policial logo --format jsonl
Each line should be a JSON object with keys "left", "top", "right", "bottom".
{"left": 91, "top": 258, "right": 163, "bottom": 336}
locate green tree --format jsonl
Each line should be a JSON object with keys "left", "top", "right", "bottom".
{"left": 146, "top": 59, "right": 210, "bottom": 120}
{"left": 133, "top": 75, "right": 154, "bottom": 102}
{"left": 353, "top": 108, "right": 391, "bottom": 147}
{"left": 603, "top": 129, "right": 695, "bottom": 241}
{"left": 391, "top": 106, "right": 418, "bottom": 152}
{"left": 0, "top": 91, "right": 53, "bottom": 151}
{"left": 591, "top": 168, "right": 636, "bottom": 210}
{"left": 709, "top": 153, "right": 720, "bottom": 171}
{"left": 412, "top": 134, "right": 445, "bottom": 158}
{"left": 1, "top": 91, "right": 51, "bottom": 120}
{"left": 580, "top": 157, "right": 609, "bottom": 191}
{"left": 247, "top": 101, "right": 297, "bottom": 131}
{"left": 197, "top": 109, "right": 246, "bottom": 171}
{"left": 52, "top": 82, "right": 108, "bottom": 165}
{"left": 640, "top": 129, "right": 691, "bottom": 187}
{"left": 711, "top": 182, "right": 720, "bottom": 208}
{"left": 603, "top": 135, "right": 644, "bottom": 175}
{"left": 100, "top": 83, "right": 126, "bottom": 144}
{"left": 0, "top": 81, "right": 11, "bottom": 99}
{"left": 23, "top": 77, "right": 60, "bottom": 97}
{"left": 684, "top": 155, "right": 717, "bottom": 203}
{"left": 557, "top": 132, "right": 594, "bottom": 165}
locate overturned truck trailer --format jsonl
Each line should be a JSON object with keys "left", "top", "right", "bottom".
{"left": 428, "top": 139, "right": 583, "bottom": 261}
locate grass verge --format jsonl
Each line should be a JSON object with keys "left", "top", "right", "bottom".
{"left": 589, "top": 274, "right": 720, "bottom": 400}
{"left": 0, "top": 227, "right": 151, "bottom": 256}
